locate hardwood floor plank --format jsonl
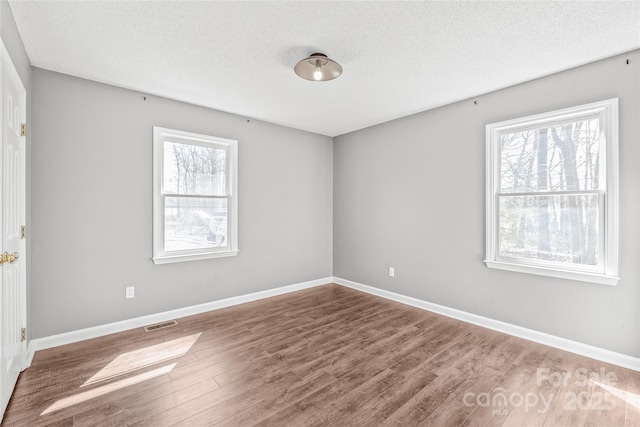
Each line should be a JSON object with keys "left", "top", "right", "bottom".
{"left": 72, "top": 377, "right": 219, "bottom": 426}
{"left": 460, "top": 361, "right": 543, "bottom": 426}
{"left": 171, "top": 372, "right": 303, "bottom": 426}
{"left": 3, "top": 283, "right": 639, "bottom": 427}
{"left": 418, "top": 365, "right": 505, "bottom": 427}
{"left": 318, "top": 368, "right": 404, "bottom": 425}
{"left": 352, "top": 367, "right": 439, "bottom": 426}
{"left": 379, "top": 360, "right": 473, "bottom": 426}
{"left": 4, "top": 370, "right": 172, "bottom": 426}
{"left": 144, "top": 366, "right": 308, "bottom": 426}
{"left": 621, "top": 366, "right": 640, "bottom": 427}
{"left": 211, "top": 370, "right": 337, "bottom": 427}
{"left": 251, "top": 399, "right": 325, "bottom": 427}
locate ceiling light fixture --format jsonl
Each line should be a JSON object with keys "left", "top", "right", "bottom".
{"left": 294, "top": 53, "right": 342, "bottom": 82}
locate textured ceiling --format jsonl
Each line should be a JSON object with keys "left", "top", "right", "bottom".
{"left": 8, "top": 1, "right": 640, "bottom": 137}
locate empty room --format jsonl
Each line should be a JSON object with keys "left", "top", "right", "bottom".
{"left": 0, "top": 1, "right": 639, "bottom": 426}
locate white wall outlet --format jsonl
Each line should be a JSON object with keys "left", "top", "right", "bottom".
{"left": 389, "top": 267, "right": 395, "bottom": 277}
{"left": 125, "top": 286, "right": 135, "bottom": 299}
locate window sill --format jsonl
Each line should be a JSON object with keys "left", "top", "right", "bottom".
{"left": 484, "top": 260, "right": 619, "bottom": 286}
{"left": 153, "top": 250, "right": 239, "bottom": 265}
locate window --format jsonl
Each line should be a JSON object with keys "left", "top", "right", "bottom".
{"left": 152, "top": 127, "right": 238, "bottom": 264}
{"left": 485, "top": 99, "right": 618, "bottom": 285}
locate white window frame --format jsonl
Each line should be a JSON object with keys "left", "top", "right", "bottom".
{"left": 152, "top": 126, "right": 238, "bottom": 264}
{"left": 485, "top": 99, "right": 619, "bottom": 286}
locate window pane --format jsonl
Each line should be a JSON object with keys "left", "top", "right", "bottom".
{"left": 164, "top": 197, "right": 228, "bottom": 251}
{"left": 498, "top": 194, "right": 599, "bottom": 266}
{"left": 500, "top": 118, "right": 600, "bottom": 193}
{"left": 163, "top": 142, "right": 227, "bottom": 196}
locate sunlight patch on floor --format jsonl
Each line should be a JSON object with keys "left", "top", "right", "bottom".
{"left": 593, "top": 380, "right": 640, "bottom": 411}
{"left": 82, "top": 332, "right": 201, "bottom": 386}
{"left": 41, "top": 363, "right": 176, "bottom": 415}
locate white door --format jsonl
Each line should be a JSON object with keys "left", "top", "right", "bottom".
{"left": 0, "top": 43, "right": 26, "bottom": 417}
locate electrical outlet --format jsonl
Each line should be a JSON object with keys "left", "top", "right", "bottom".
{"left": 389, "top": 267, "right": 395, "bottom": 277}
{"left": 125, "top": 286, "right": 135, "bottom": 299}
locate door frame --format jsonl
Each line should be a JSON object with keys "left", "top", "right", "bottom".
{"left": 0, "top": 39, "right": 27, "bottom": 371}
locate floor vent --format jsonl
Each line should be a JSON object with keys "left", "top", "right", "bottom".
{"left": 144, "top": 320, "right": 178, "bottom": 332}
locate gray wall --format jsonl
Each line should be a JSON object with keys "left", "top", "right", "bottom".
{"left": 31, "top": 68, "right": 333, "bottom": 338}
{"left": 1, "top": 0, "right": 31, "bottom": 339}
{"left": 334, "top": 50, "right": 640, "bottom": 358}
{"left": 1, "top": 2, "right": 29, "bottom": 84}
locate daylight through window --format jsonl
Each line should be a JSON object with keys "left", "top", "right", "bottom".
{"left": 153, "top": 127, "right": 238, "bottom": 264}
{"left": 485, "top": 99, "right": 618, "bottom": 285}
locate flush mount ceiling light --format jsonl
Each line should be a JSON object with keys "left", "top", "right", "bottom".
{"left": 294, "top": 53, "right": 342, "bottom": 81}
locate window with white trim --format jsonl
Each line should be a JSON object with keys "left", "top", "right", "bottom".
{"left": 485, "top": 99, "right": 619, "bottom": 285}
{"left": 152, "top": 127, "right": 238, "bottom": 264}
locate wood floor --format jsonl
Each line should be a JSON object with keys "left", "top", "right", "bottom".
{"left": 2, "top": 284, "right": 639, "bottom": 426}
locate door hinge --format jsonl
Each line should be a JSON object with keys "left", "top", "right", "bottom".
{"left": 21, "top": 327, "right": 26, "bottom": 342}
{"left": 21, "top": 225, "right": 26, "bottom": 239}
{"left": 21, "top": 123, "right": 26, "bottom": 137}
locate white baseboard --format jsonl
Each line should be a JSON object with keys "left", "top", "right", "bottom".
{"left": 332, "top": 277, "right": 640, "bottom": 372}
{"left": 27, "top": 277, "right": 332, "bottom": 359}
{"left": 25, "top": 343, "right": 35, "bottom": 369}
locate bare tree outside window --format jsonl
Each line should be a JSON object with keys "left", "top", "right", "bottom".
{"left": 498, "top": 118, "right": 600, "bottom": 266}
{"left": 152, "top": 126, "right": 238, "bottom": 264}
{"left": 485, "top": 99, "right": 618, "bottom": 285}
{"left": 163, "top": 142, "right": 228, "bottom": 251}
